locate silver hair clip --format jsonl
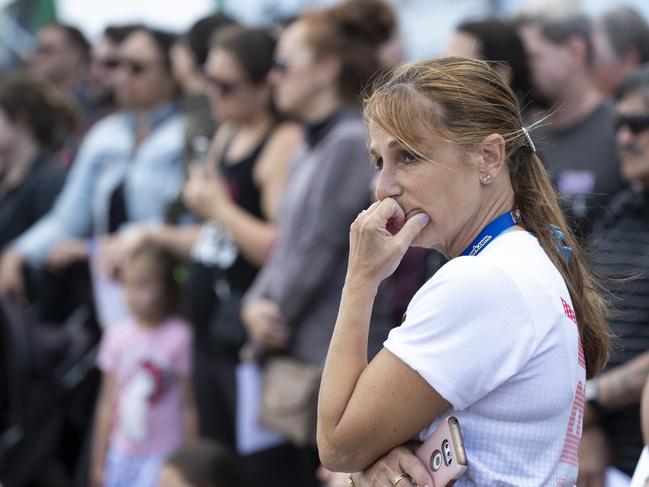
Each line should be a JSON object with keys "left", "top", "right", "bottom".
{"left": 522, "top": 126, "right": 536, "bottom": 153}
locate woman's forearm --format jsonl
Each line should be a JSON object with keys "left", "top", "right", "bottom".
{"left": 90, "top": 401, "right": 113, "bottom": 471}
{"left": 213, "top": 203, "right": 277, "bottom": 266}
{"left": 317, "top": 277, "right": 378, "bottom": 458}
{"left": 148, "top": 225, "right": 201, "bottom": 259}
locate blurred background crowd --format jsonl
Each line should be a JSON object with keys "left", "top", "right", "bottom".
{"left": 0, "top": 0, "right": 649, "bottom": 486}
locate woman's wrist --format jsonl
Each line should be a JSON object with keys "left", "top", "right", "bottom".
{"left": 344, "top": 273, "right": 380, "bottom": 297}
{"left": 211, "top": 199, "right": 234, "bottom": 227}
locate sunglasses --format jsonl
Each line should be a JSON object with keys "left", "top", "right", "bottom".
{"left": 271, "top": 53, "right": 314, "bottom": 73}
{"left": 615, "top": 114, "right": 649, "bottom": 134}
{"left": 204, "top": 74, "right": 243, "bottom": 97}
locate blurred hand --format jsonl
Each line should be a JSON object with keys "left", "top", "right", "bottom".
{"left": 354, "top": 445, "right": 432, "bottom": 487}
{"left": 241, "top": 298, "right": 290, "bottom": 350}
{"left": 577, "top": 425, "right": 610, "bottom": 487}
{"left": 183, "top": 164, "right": 231, "bottom": 222}
{"left": 0, "top": 249, "right": 27, "bottom": 305}
{"left": 97, "top": 228, "right": 151, "bottom": 280}
{"left": 317, "top": 466, "right": 349, "bottom": 487}
{"left": 46, "top": 239, "right": 89, "bottom": 271}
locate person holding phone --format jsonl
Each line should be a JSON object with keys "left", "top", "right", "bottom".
{"left": 317, "top": 56, "right": 610, "bottom": 486}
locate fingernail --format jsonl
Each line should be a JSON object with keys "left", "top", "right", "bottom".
{"left": 418, "top": 213, "right": 430, "bottom": 225}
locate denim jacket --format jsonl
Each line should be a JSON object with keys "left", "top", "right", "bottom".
{"left": 14, "top": 102, "right": 186, "bottom": 265}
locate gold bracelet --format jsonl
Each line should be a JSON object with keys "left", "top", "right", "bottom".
{"left": 348, "top": 473, "right": 356, "bottom": 487}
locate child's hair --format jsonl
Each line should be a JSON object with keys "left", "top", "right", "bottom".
{"left": 129, "top": 243, "right": 183, "bottom": 317}
{"left": 165, "top": 439, "right": 244, "bottom": 487}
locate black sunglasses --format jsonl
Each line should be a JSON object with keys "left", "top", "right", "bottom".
{"left": 615, "top": 114, "right": 649, "bottom": 134}
{"left": 204, "top": 74, "right": 242, "bottom": 96}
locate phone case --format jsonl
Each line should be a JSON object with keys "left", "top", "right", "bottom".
{"left": 416, "top": 416, "right": 468, "bottom": 487}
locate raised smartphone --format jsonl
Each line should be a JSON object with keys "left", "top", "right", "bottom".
{"left": 416, "top": 416, "right": 468, "bottom": 487}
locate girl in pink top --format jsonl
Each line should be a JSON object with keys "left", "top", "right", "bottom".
{"left": 90, "top": 244, "right": 197, "bottom": 487}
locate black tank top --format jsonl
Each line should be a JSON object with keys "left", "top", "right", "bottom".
{"left": 186, "top": 128, "right": 273, "bottom": 354}
{"left": 217, "top": 130, "right": 269, "bottom": 291}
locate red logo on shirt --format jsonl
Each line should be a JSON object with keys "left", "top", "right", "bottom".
{"left": 561, "top": 297, "right": 577, "bottom": 324}
{"left": 559, "top": 381, "right": 585, "bottom": 467}
{"left": 561, "top": 297, "right": 585, "bottom": 369}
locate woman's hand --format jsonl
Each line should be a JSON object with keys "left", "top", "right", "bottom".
{"left": 347, "top": 198, "right": 429, "bottom": 287}
{"left": 353, "top": 445, "right": 432, "bottom": 487}
{"left": 241, "top": 298, "right": 290, "bottom": 351}
{"left": 0, "top": 249, "right": 27, "bottom": 305}
{"left": 317, "top": 466, "right": 350, "bottom": 487}
{"left": 183, "top": 164, "right": 232, "bottom": 222}
{"left": 97, "top": 228, "right": 151, "bottom": 280}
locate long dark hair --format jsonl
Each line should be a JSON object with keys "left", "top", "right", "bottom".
{"left": 210, "top": 25, "right": 276, "bottom": 85}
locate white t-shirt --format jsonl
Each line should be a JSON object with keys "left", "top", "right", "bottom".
{"left": 384, "top": 230, "right": 586, "bottom": 486}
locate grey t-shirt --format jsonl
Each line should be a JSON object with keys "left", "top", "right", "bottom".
{"left": 534, "top": 101, "right": 624, "bottom": 235}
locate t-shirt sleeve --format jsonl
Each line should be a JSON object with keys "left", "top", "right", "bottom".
{"left": 171, "top": 322, "right": 193, "bottom": 378}
{"left": 97, "top": 328, "right": 119, "bottom": 373}
{"left": 383, "top": 257, "right": 538, "bottom": 411}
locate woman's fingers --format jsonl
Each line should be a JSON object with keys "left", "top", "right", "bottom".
{"left": 398, "top": 449, "right": 433, "bottom": 487}
{"left": 375, "top": 198, "right": 405, "bottom": 225}
{"left": 396, "top": 213, "right": 429, "bottom": 247}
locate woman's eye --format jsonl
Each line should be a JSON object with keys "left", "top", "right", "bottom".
{"left": 402, "top": 151, "right": 420, "bottom": 164}
{"left": 373, "top": 157, "right": 383, "bottom": 170}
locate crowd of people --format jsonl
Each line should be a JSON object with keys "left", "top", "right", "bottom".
{"left": 0, "top": 1, "right": 648, "bottom": 486}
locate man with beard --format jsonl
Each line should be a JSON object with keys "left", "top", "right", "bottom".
{"left": 579, "top": 65, "right": 649, "bottom": 486}
{"left": 517, "top": 11, "right": 624, "bottom": 237}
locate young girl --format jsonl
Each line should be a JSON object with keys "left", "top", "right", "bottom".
{"left": 90, "top": 244, "right": 197, "bottom": 487}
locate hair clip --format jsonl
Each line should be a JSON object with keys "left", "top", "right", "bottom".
{"left": 548, "top": 224, "right": 572, "bottom": 265}
{"left": 522, "top": 126, "right": 536, "bottom": 153}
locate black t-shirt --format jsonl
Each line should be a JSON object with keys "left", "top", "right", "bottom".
{"left": 0, "top": 155, "right": 66, "bottom": 251}
{"left": 535, "top": 101, "right": 624, "bottom": 237}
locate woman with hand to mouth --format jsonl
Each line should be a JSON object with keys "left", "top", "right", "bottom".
{"left": 317, "top": 57, "right": 610, "bottom": 487}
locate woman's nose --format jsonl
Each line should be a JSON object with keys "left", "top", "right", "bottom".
{"left": 374, "top": 166, "right": 401, "bottom": 201}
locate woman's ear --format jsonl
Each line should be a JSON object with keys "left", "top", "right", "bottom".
{"left": 478, "top": 133, "right": 506, "bottom": 179}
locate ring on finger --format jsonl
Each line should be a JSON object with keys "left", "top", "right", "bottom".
{"left": 390, "top": 473, "right": 410, "bottom": 486}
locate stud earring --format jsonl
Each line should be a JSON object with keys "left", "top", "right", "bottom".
{"left": 481, "top": 174, "right": 493, "bottom": 184}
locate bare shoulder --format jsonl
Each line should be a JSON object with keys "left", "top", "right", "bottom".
{"left": 267, "top": 121, "right": 304, "bottom": 149}
{"left": 256, "top": 121, "right": 304, "bottom": 179}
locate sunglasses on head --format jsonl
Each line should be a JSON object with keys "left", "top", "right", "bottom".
{"left": 615, "top": 114, "right": 649, "bottom": 134}
{"left": 204, "top": 75, "right": 242, "bottom": 96}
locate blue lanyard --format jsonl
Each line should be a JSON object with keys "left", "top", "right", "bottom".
{"left": 460, "top": 210, "right": 521, "bottom": 257}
